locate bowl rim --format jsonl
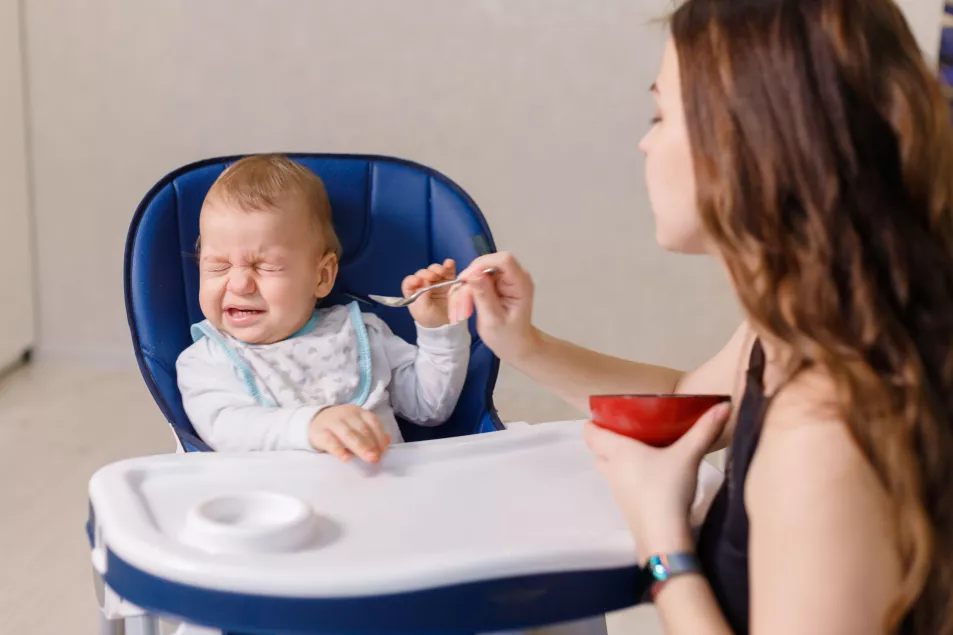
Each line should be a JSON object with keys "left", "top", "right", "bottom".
{"left": 589, "top": 393, "right": 731, "bottom": 400}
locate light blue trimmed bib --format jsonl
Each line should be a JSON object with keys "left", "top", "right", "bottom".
{"left": 190, "top": 302, "right": 373, "bottom": 408}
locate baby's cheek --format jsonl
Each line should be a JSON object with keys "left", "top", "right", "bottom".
{"left": 198, "top": 279, "right": 225, "bottom": 316}
{"left": 259, "top": 277, "right": 303, "bottom": 311}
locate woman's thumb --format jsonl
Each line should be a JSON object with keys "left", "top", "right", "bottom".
{"left": 676, "top": 401, "right": 731, "bottom": 459}
{"left": 467, "top": 272, "right": 505, "bottom": 322}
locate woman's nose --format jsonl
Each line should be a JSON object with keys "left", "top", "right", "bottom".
{"left": 638, "top": 131, "right": 650, "bottom": 155}
{"left": 226, "top": 267, "right": 256, "bottom": 295}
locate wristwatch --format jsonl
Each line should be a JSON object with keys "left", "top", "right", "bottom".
{"left": 642, "top": 552, "right": 702, "bottom": 601}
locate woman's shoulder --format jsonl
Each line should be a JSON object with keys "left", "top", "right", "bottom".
{"left": 756, "top": 367, "right": 861, "bottom": 478}
{"left": 767, "top": 366, "right": 840, "bottom": 424}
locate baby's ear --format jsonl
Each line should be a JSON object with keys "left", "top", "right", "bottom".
{"left": 189, "top": 235, "right": 202, "bottom": 264}
{"left": 315, "top": 252, "right": 339, "bottom": 298}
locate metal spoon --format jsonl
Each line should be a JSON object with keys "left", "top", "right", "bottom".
{"left": 369, "top": 268, "right": 499, "bottom": 308}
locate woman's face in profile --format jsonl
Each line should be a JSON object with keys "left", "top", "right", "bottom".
{"left": 639, "top": 38, "right": 707, "bottom": 254}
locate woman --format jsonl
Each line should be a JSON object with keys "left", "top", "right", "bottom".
{"left": 449, "top": 1, "right": 953, "bottom": 633}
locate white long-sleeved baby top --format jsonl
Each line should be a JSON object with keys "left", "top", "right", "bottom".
{"left": 175, "top": 302, "right": 471, "bottom": 452}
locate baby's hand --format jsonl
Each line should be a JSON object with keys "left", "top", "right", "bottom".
{"left": 308, "top": 405, "right": 390, "bottom": 463}
{"left": 403, "top": 259, "right": 457, "bottom": 329}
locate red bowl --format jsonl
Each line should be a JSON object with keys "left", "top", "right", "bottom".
{"left": 589, "top": 394, "right": 731, "bottom": 447}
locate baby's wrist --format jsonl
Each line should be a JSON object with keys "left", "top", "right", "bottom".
{"left": 415, "top": 319, "right": 468, "bottom": 335}
{"left": 414, "top": 320, "right": 451, "bottom": 331}
{"left": 302, "top": 408, "right": 329, "bottom": 452}
{"left": 308, "top": 407, "right": 332, "bottom": 434}
{"left": 414, "top": 318, "right": 450, "bottom": 329}
{"left": 415, "top": 320, "right": 470, "bottom": 352}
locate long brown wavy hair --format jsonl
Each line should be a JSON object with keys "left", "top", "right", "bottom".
{"left": 671, "top": 0, "right": 953, "bottom": 632}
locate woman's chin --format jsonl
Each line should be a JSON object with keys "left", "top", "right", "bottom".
{"left": 655, "top": 229, "right": 709, "bottom": 255}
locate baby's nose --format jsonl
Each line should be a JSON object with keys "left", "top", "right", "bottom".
{"left": 227, "top": 267, "right": 256, "bottom": 294}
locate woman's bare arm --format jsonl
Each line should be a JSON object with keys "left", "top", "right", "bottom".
{"left": 511, "top": 321, "right": 752, "bottom": 449}
{"left": 512, "top": 322, "right": 751, "bottom": 413}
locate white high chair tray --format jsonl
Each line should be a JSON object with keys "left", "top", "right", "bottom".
{"left": 89, "top": 421, "right": 722, "bottom": 632}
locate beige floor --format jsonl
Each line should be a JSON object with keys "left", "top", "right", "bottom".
{"left": 0, "top": 362, "right": 661, "bottom": 635}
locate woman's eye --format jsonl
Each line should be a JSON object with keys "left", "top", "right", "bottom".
{"left": 256, "top": 265, "right": 281, "bottom": 273}
{"left": 203, "top": 263, "right": 230, "bottom": 273}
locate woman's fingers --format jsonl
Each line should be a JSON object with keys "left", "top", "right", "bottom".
{"left": 586, "top": 402, "right": 731, "bottom": 465}
{"left": 461, "top": 253, "right": 534, "bottom": 317}
{"left": 458, "top": 252, "right": 526, "bottom": 290}
{"left": 584, "top": 421, "right": 645, "bottom": 461}
{"left": 451, "top": 253, "right": 536, "bottom": 356}
{"left": 448, "top": 285, "right": 475, "bottom": 323}
{"left": 466, "top": 271, "right": 506, "bottom": 322}
{"left": 675, "top": 401, "right": 732, "bottom": 460}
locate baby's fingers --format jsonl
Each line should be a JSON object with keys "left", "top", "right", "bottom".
{"left": 401, "top": 269, "right": 440, "bottom": 297}
{"left": 416, "top": 268, "right": 442, "bottom": 285}
{"left": 401, "top": 275, "right": 423, "bottom": 297}
{"left": 359, "top": 410, "right": 391, "bottom": 455}
{"left": 317, "top": 430, "right": 353, "bottom": 462}
{"left": 429, "top": 259, "right": 456, "bottom": 282}
{"left": 333, "top": 418, "right": 381, "bottom": 463}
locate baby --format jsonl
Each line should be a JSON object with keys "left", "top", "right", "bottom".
{"left": 175, "top": 154, "right": 470, "bottom": 462}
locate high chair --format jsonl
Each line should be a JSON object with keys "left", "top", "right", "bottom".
{"left": 96, "top": 154, "right": 506, "bottom": 634}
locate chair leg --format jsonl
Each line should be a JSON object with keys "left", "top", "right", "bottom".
{"left": 124, "top": 615, "right": 160, "bottom": 635}
{"left": 99, "top": 612, "right": 125, "bottom": 635}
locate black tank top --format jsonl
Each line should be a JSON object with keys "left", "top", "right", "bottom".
{"left": 697, "top": 339, "right": 767, "bottom": 635}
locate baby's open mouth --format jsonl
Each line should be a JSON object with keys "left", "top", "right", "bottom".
{"left": 224, "top": 307, "right": 265, "bottom": 324}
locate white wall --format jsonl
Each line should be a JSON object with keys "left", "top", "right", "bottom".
{"left": 21, "top": 0, "right": 944, "bottom": 420}
{"left": 0, "top": 0, "right": 34, "bottom": 369}
{"left": 897, "top": 0, "right": 943, "bottom": 60}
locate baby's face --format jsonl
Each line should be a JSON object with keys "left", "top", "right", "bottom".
{"left": 197, "top": 197, "right": 337, "bottom": 344}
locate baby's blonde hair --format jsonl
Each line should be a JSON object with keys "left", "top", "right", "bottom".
{"left": 205, "top": 154, "right": 342, "bottom": 258}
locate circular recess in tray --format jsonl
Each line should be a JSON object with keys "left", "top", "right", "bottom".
{"left": 180, "top": 491, "right": 317, "bottom": 554}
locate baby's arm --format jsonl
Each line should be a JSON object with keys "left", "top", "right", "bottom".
{"left": 176, "top": 340, "right": 320, "bottom": 452}
{"left": 368, "top": 315, "right": 470, "bottom": 426}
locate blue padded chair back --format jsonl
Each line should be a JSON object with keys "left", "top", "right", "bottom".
{"left": 125, "top": 154, "right": 502, "bottom": 451}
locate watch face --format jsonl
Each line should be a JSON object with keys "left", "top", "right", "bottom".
{"left": 650, "top": 557, "right": 671, "bottom": 582}
{"left": 643, "top": 554, "right": 702, "bottom": 602}
{"left": 646, "top": 553, "right": 701, "bottom": 580}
